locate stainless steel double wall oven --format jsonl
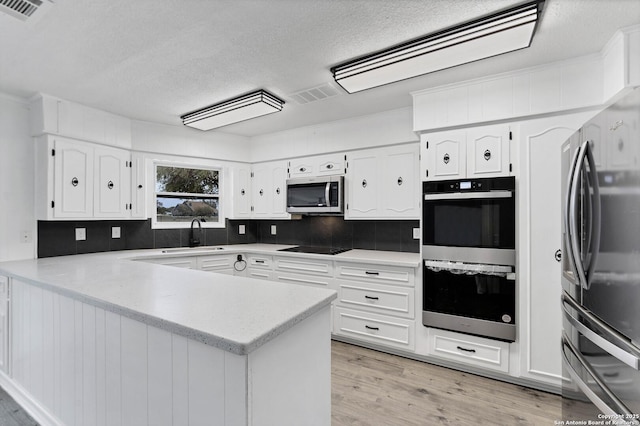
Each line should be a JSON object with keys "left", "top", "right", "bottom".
{"left": 422, "top": 176, "right": 517, "bottom": 342}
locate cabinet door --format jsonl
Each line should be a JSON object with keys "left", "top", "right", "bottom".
{"left": 53, "top": 138, "right": 94, "bottom": 218}
{"left": 288, "top": 159, "right": 314, "bottom": 178}
{"left": 315, "top": 153, "right": 345, "bottom": 176}
{"left": 231, "top": 165, "right": 251, "bottom": 218}
{"left": 130, "top": 153, "right": 146, "bottom": 219}
{"left": 270, "top": 163, "right": 289, "bottom": 218}
{"left": 94, "top": 146, "right": 131, "bottom": 218}
{"left": 251, "top": 164, "right": 271, "bottom": 217}
{"left": 422, "top": 131, "right": 466, "bottom": 181}
{"left": 345, "top": 151, "right": 378, "bottom": 218}
{"left": 380, "top": 146, "right": 419, "bottom": 218}
{"left": 466, "top": 125, "right": 511, "bottom": 177}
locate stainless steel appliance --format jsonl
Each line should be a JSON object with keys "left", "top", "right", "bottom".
{"left": 286, "top": 176, "right": 344, "bottom": 214}
{"left": 561, "top": 88, "right": 640, "bottom": 424}
{"left": 422, "top": 176, "right": 516, "bottom": 342}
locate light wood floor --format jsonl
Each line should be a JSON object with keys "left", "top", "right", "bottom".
{"left": 332, "top": 340, "right": 561, "bottom": 426}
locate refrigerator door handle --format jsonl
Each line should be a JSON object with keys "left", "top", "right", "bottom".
{"left": 563, "top": 293, "right": 640, "bottom": 370}
{"left": 562, "top": 335, "right": 639, "bottom": 425}
{"left": 583, "top": 140, "right": 601, "bottom": 289}
{"left": 564, "top": 146, "right": 582, "bottom": 285}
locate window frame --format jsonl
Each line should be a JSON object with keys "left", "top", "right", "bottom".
{"left": 152, "top": 161, "right": 225, "bottom": 229}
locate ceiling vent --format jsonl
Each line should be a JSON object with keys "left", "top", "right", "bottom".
{"left": 0, "top": 0, "right": 51, "bottom": 22}
{"left": 288, "top": 83, "right": 341, "bottom": 105}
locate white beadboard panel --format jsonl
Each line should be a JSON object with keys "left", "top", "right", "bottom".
{"left": 105, "top": 310, "right": 122, "bottom": 426}
{"left": 74, "top": 300, "right": 84, "bottom": 426}
{"left": 82, "top": 304, "right": 97, "bottom": 426}
{"left": 171, "top": 334, "right": 189, "bottom": 426}
{"left": 147, "top": 327, "right": 173, "bottom": 426}
{"left": 42, "top": 289, "right": 55, "bottom": 413}
{"left": 120, "top": 317, "right": 148, "bottom": 426}
{"left": 59, "top": 294, "right": 76, "bottom": 425}
{"left": 187, "top": 339, "right": 226, "bottom": 425}
{"left": 95, "top": 308, "right": 106, "bottom": 426}
{"left": 29, "top": 285, "right": 44, "bottom": 403}
{"left": 224, "top": 352, "right": 248, "bottom": 426}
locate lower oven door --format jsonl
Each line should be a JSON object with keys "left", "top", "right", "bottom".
{"left": 422, "top": 260, "right": 516, "bottom": 342}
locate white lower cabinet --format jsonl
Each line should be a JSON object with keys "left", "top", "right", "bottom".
{"left": 142, "top": 256, "right": 197, "bottom": 269}
{"left": 427, "top": 328, "right": 510, "bottom": 374}
{"left": 246, "top": 254, "right": 274, "bottom": 280}
{"left": 273, "top": 256, "right": 334, "bottom": 289}
{"left": 336, "top": 280, "right": 414, "bottom": 318}
{"left": 334, "top": 307, "right": 415, "bottom": 351}
{"left": 196, "top": 255, "right": 236, "bottom": 275}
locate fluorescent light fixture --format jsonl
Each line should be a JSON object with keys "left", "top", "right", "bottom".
{"left": 181, "top": 90, "right": 284, "bottom": 130}
{"left": 331, "top": 0, "right": 544, "bottom": 93}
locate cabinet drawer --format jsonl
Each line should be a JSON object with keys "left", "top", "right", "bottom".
{"left": 197, "top": 255, "right": 235, "bottom": 272}
{"left": 335, "top": 262, "right": 414, "bottom": 287}
{"left": 272, "top": 272, "right": 333, "bottom": 289}
{"left": 429, "top": 329, "right": 509, "bottom": 373}
{"left": 247, "top": 254, "right": 273, "bottom": 269}
{"left": 143, "top": 257, "right": 196, "bottom": 269}
{"left": 337, "top": 280, "right": 414, "bottom": 318}
{"left": 247, "top": 269, "right": 273, "bottom": 280}
{"left": 274, "top": 256, "right": 333, "bottom": 276}
{"left": 334, "top": 307, "right": 414, "bottom": 351}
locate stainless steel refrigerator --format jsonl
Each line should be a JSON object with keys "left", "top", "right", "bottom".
{"left": 561, "top": 88, "right": 640, "bottom": 424}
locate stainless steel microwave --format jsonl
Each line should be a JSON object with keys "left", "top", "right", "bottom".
{"left": 286, "top": 175, "right": 344, "bottom": 214}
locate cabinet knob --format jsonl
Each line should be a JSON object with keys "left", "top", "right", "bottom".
{"left": 443, "top": 153, "right": 450, "bottom": 164}
{"left": 362, "top": 179, "right": 367, "bottom": 188}
{"left": 138, "top": 184, "right": 143, "bottom": 189}
{"left": 259, "top": 189, "right": 264, "bottom": 196}
{"left": 484, "top": 149, "right": 492, "bottom": 161}
{"left": 107, "top": 180, "right": 114, "bottom": 189}
{"left": 555, "top": 249, "right": 562, "bottom": 262}
{"left": 241, "top": 189, "right": 245, "bottom": 196}
{"left": 326, "top": 164, "right": 333, "bottom": 169}
{"left": 276, "top": 187, "right": 281, "bottom": 195}
{"left": 299, "top": 167, "right": 306, "bottom": 172}
{"left": 71, "top": 177, "right": 79, "bottom": 187}
{"left": 397, "top": 177, "right": 403, "bottom": 186}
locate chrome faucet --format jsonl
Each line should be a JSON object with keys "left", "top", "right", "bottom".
{"left": 189, "top": 218, "right": 202, "bottom": 247}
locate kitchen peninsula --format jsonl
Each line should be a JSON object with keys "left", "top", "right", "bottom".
{"left": 0, "top": 248, "right": 337, "bottom": 426}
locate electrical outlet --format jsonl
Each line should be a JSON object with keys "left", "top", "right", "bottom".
{"left": 111, "top": 226, "right": 121, "bottom": 239}
{"left": 271, "top": 225, "right": 277, "bottom": 235}
{"left": 239, "top": 224, "right": 246, "bottom": 235}
{"left": 75, "top": 228, "right": 86, "bottom": 241}
{"left": 413, "top": 228, "right": 420, "bottom": 240}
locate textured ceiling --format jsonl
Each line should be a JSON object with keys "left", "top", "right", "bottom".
{"left": 1, "top": 0, "right": 639, "bottom": 137}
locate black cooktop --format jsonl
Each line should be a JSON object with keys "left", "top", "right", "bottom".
{"left": 278, "top": 246, "right": 351, "bottom": 255}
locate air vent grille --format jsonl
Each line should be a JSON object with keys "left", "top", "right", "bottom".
{"left": 288, "top": 83, "right": 341, "bottom": 105}
{"left": 0, "top": 0, "right": 45, "bottom": 21}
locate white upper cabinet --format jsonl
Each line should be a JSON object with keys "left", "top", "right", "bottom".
{"left": 288, "top": 153, "right": 345, "bottom": 178}
{"left": 346, "top": 144, "right": 420, "bottom": 219}
{"left": 94, "top": 146, "right": 132, "bottom": 218}
{"left": 51, "top": 137, "right": 94, "bottom": 218}
{"left": 251, "top": 161, "right": 289, "bottom": 219}
{"left": 421, "top": 125, "right": 512, "bottom": 181}
{"left": 130, "top": 152, "right": 146, "bottom": 219}
{"left": 230, "top": 164, "right": 252, "bottom": 219}
{"left": 36, "top": 135, "right": 133, "bottom": 220}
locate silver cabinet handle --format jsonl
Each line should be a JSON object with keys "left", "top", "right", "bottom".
{"left": 562, "top": 335, "right": 638, "bottom": 424}
{"left": 107, "top": 180, "right": 114, "bottom": 189}
{"left": 71, "top": 177, "right": 79, "bottom": 186}
{"left": 562, "top": 293, "right": 639, "bottom": 369}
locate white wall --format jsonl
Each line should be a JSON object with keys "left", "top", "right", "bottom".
{"left": 131, "top": 120, "right": 251, "bottom": 162}
{"left": 0, "top": 94, "right": 35, "bottom": 261}
{"left": 248, "top": 106, "right": 418, "bottom": 162}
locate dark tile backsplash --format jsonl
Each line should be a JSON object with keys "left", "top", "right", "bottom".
{"left": 37, "top": 217, "right": 419, "bottom": 258}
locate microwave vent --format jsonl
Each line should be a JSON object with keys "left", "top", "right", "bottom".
{"left": 0, "top": 0, "right": 51, "bottom": 21}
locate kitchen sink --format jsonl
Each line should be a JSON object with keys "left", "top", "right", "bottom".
{"left": 161, "top": 246, "right": 225, "bottom": 254}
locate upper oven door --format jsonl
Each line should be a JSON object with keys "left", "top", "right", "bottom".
{"left": 422, "top": 176, "right": 515, "bottom": 265}
{"left": 286, "top": 176, "right": 343, "bottom": 214}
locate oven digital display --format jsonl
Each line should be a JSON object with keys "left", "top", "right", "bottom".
{"left": 460, "top": 181, "right": 471, "bottom": 190}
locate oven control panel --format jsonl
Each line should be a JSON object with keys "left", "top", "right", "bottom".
{"left": 423, "top": 176, "right": 515, "bottom": 194}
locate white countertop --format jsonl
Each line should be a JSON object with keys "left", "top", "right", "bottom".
{"left": 0, "top": 245, "right": 419, "bottom": 355}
